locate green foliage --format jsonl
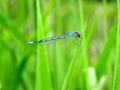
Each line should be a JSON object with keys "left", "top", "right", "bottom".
{"left": 0, "top": 0, "right": 118, "bottom": 90}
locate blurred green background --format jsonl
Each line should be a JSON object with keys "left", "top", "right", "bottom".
{"left": 0, "top": 0, "right": 119, "bottom": 90}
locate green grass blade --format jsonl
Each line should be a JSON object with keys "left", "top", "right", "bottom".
{"left": 79, "top": 0, "right": 84, "bottom": 30}
{"left": 52, "top": 44, "right": 65, "bottom": 90}
{"left": 35, "top": 0, "right": 52, "bottom": 90}
{"left": 86, "top": 17, "right": 98, "bottom": 48}
{"left": 62, "top": 42, "right": 81, "bottom": 90}
{"left": 52, "top": 0, "right": 65, "bottom": 89}
{"left": 10, "top": 52, "right": 30, "bottom": 90}
{"left": 113, "top": 0, "right": 120, "bottom": 89}
{"left": 22, "top": 73, "right": 34, "bottom": 90}
{"left": 62, "top": 22, "right": 87, "bottom": 90}
{"left": 95, "top": 22, "right": 117, "bottom": 80}
{"left": 78, "top": 0, "right": 90, "bottom": 89}
{"left": 103, "top": 0, "right": 108, "bottom": 40}
{"left": 107, "top": 55, "right": 113, "bottom": 90}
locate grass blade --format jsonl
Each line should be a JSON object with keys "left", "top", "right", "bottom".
{"left": 35, "top": 0, "right": 52, "bottom": 90}
{"left": 103, "top": 0, "right": 108, "bottom": 40}
{"left": 62, "top": 22, "right": 87, "bottom": 90}
{"left": 113, "top": 0, "right": 120, "bottom": 89}
{"left": 95, "top": 22, "right": 117, "bottom": 80}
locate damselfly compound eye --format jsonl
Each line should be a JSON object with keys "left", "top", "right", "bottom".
{"left": 74, "top": 32, "right": 81, "bottom": 38}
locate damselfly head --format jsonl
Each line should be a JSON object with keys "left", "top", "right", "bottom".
{"left": 74, "top": 32, "right": 81, "bottom": 38}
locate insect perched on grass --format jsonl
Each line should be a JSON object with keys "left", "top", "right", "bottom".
{"left": 28, "top": 31, "right": 81, "bottom": 45}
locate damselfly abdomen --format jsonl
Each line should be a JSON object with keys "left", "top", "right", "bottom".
{"left": 28, "top": 31, "right": 81, "bottom": 45}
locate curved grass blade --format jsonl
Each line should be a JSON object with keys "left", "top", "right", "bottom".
{"left": 62, "top": 22, "right": 87, "bottom": 90}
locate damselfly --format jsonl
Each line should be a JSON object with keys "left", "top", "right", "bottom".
{"left": 28, "top": 31, "right": 81, "bottom": 45}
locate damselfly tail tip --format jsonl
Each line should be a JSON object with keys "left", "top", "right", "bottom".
{"left": 28, "top": 41, "right": 35, "bottom": 44}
